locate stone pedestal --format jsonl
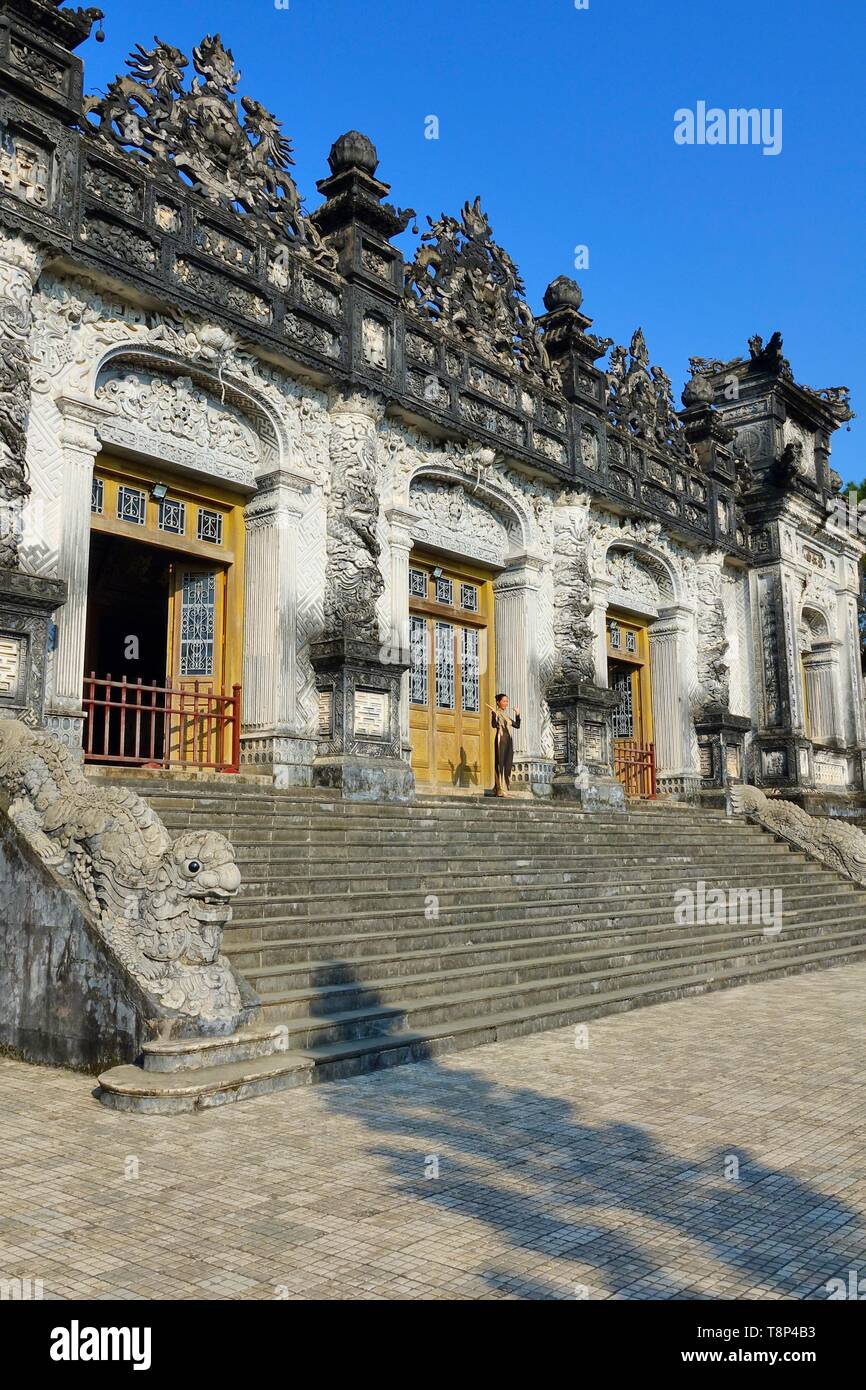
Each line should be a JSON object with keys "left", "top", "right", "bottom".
{"left": 695, "top": 706, "right": 751, "bottom": 804}
{"left": 750, "top": 733, "right": 814, "bottom": 792}
{"left": 0, "top": 568, "right": 66, "bottom": 727}
{"left": 547, "top": 681, "right": 625, "bottom": 810}
{"left": 310, "top": 636, "right": 413, "bottom": 802}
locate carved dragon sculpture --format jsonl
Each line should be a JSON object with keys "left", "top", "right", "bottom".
{"left": 730, "top": 783, "right": 866, "bottom": 889}
{"left": 83, "top": 33, "right": 336, "bottom": 270}
{"left": 0, "top": 721, "right": 242, "bottom": 1023}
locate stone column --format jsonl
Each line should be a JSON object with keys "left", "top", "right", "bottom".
{"left": 843, "top": 595, "right": 866, "bottom": 746}
{"left": 590, "top": 578, "right": 613, "bottom": 685}
{"left": 310, "top": 391, "right": 412, "bottom": 801}
{"left": 241, "top": 468, "right": 312, "bottom": 785}
{"left": 384, "top": 504, "right": 417, "bottom": 751}
{"left": 323, "top": 391, "right": 385, "bottom": 641}
{"left": 648, "top": 608, "right": 699, "bottom": 793}
{"left": 494, "top": 554, "right": 548, "bottom": 790}
{"left": 40, "top": 395, "right": 109, "bottom": 750}
{"left": 803, "top": 640, "right": 841, "bottom": 743}
{"left": 0, "top": 232, "right": 45, "bottom": 568}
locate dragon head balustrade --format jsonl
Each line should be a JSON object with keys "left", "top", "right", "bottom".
{"left": 0, "top": 720, "right": 243, "bottom": 1025}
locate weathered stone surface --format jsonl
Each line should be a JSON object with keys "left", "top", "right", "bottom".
{"left": 730, "top": 783, "right": 866, "bottom": 888}
{"left": 0, "top": 812, "right": 148, "bottom": 1069}
{"left": 0, "top": 721, "right": 248, "bottom": 1034}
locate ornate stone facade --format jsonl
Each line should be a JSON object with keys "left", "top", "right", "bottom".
{"left": 0, "top": 3, "right": 862, "bottom": 809}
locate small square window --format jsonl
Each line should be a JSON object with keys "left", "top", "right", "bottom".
{"left": 197, "top": 508, "right": 224, "bottom": 545}
{"left": 625, "top": 630, "right": 637, "bottom": 654}
{"left": 117, "top": 485, "right": 146, "bottom": 526}
{"left": 409, "top": 568, "right": 427, "bottom": 598}
{"left": 158, "top": 496, "right": 186, "bottom": 535}
{"left": 460, "top": 583, "right": 478, "bottom": 612}
{"left": 608, "top": 620, "right": 621, "bottom": 650}
{"left": 91, "top": 477, "right": 104, "bottom": 515}
{"left": 434, "top": 576, "right": 453, "bottom": 605}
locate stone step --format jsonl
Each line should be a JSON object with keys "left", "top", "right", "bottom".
{"left": 229, "top": 857, "right": 811, "bottom": 922}
{"left": 140, "top": 1024, "right": 288, "bottom": 1073}
{"left": 97, "top": 944, "right": 866, "bottom": 1113}
{"left": 224, "top": 881, "right": 858, "bottom": 940}
{"left": 148, "top": 800, "right": 733, "bottom": 817}
{"left": 230, "top": 855, "right": 830, "bottom": 898}
{"left": 226, "top": 903, "right": 865, "bottom": 977}
{"left": 231, "top": 861, "right": 840, "bottom": 896}
{"left": 97, "top": 1049, "right": 314, "bottom": 1114}
{"left": 94, "top": 780, "right": 866, "bottom": 1110}
{"left": 225, "top": 831, "right": 781, "bottom": 857}
{"left": 136, "top": 788, "right": 731, "bottom": 822}
{"left": 223, "top": 903, "right": 855, "bottom": 968}
{"left": 250, "top": 924, "right": 866, "bottom": 1023}
{"left": 220, "top": 824, "right": 784, "bottom": 855}
{"left": 254, "top": 938, "right": 866, "bottom": 1043}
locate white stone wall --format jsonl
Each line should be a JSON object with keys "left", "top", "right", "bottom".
{"left": 18, "top": 271, "right": 866, "bottom": 794}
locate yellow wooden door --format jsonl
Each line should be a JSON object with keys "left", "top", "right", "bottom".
{"left": 408, "top": 558, "right": 493, "bottom": 791}
{"left": 608, "top": 611, "right": 655, "bottom": 795}
{"left": 167, "top": 563, "right": 227, "bottom": 766}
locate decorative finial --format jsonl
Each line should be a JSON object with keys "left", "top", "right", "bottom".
{"left": 543, "top": 276, "right": 583, "bottom": 312}
{"left": 327, "top": 130, "right": 379, "bottom": 176}
{"left": 682, "top": 374, "right": 715, "bottom": 407}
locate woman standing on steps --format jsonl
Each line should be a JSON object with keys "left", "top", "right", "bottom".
{"left": 490, "top": 693, "right": 520, "bottom": 797}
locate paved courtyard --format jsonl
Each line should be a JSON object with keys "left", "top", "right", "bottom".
{"left": 1, "top": 964, "right": 865, "bottom": 1301}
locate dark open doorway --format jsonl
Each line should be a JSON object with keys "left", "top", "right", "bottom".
{"left": 84, "top": 532, "right": 172, "bottom": 763}
{"left": 85, "top": 531, "right": 171, "bottom": 685}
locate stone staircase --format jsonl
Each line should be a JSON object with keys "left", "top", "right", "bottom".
{"left": 95, "top": 781, "right": 866, "bottom": 1112}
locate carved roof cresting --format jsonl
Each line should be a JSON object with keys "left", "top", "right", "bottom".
{"left": 404, "top": 197, "right": 550, "bottom": 381}
{"left": 605, "top": 328, "right": 694, "bottom": 461}
{"left": 82, "top": 32, "right": 336, "bottom": 269}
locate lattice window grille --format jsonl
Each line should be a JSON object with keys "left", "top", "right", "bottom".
{"left": 158, "top": 496, "right": 186, "bottom": 535}
{"left": 461, "top": 627, "right": 480, "bottom": 712}
{"left": 91, "top": 477, "right": 104, "bottom": 515}
{"left": 117, "top": 485, "right": 146, "bottom": 526}
{"left": 435, "top": 621, "right": 455, "bottom": 708}
{"left": 460, "top": 583, "right": 478, "bottom": 612}
{"left": 197, "top": 508, "right": 224, "bottom": 545}
{"left": 611, "top": 669, "right": 634, "bottom": 738}
{"left": 409, "top": 568, "right": 427, "bottom": 598}
{"left": 179, "top": 571, "right": 216, "bottom": 677}
{"left": 434, "top": 576, "right": 454, "bottom": 605}
{"left": 409, "top": 616, "right": 428, "bottom": 705}
{"left": 625, "top": 629, "right": 637, "bottom": 654}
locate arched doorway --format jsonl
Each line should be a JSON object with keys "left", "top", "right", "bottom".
{"left": 83, "top": 454, "right": 245, "bottom": 771}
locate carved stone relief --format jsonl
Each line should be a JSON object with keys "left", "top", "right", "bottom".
{"left": 0, "top": 233, "right": 45, "bottom": 569}
{"left": 550, "top": 495, "right": 596, "bottom": 687}
{"left": 409, "top": 479, "right": 511, "bottom": 567}
{"left": 323, "top": 393, "right": 384, "bottom": 641}
{"left": 0, "top": 721, "right": 243, "bottom": 1024}
{"left": 83, "top": 32, "right": 336, "bottom": 269}
{"left": 687, "top": 554, "right": 731, "bottom": 714}
{"left": 95, "top": 369, "right": 262, "bottom": 479}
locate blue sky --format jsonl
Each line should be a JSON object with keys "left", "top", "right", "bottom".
{"left": 80, "top": 0, "right": 865, "bottom": 480}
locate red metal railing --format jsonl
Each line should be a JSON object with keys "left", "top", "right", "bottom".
{"left": 614, "top": 739, "right": 657, "bottom": 798}
{"left": 83, "top": 674, "right": 241, "bottom": 772}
